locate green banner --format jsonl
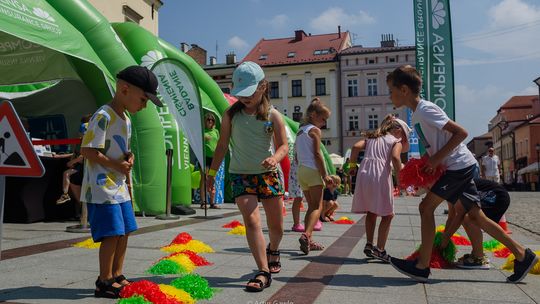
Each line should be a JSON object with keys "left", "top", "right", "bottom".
{"left": 413, "top": 0, "right": 455, "bottom": 119}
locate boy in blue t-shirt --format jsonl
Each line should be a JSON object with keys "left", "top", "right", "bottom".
{"left": 81, "top": 66, "right": 163, "bottom": 298}
{"left": 386, "top": 65, "right": 537, "bottom": 283}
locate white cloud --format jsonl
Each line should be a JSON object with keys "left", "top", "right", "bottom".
{"left": 258, "top": 14, "right": 289, "bottom": 30}
{"left": 455, "top": 84, "right": 507, "bottom": 139}
{"left": 456, "top": 0, "right": 540, "bottom": 61}
{"left": 521, "top": 85, "right": 539, "bottom": 95}
{"left": 228, "top": 36, "right": 249, "bottom": 50}
{"left": 309, "top": 7, "right": 375, "bottom": 33}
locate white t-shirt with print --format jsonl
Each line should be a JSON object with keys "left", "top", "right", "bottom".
{"left": 80, "top": 105, "right": 132, "bottom": 204}
{"left": 412, "top": 99, "right": 476, "bottom": 170}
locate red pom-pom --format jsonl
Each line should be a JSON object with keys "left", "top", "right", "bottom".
{"left": 399, "top": 156, "right": 445, "bottom": 189}
{"left": 178, "top": 250, "right": 213, "bottom": 266}
{"left": 450, "top": 235, "right": 472, "bottom": 246}
{"left": 222, "top": 220, "right": 243, "bottom": 228}
{"left": 158, "top": 250, "right": 213, "bottom": 266}
{"left": 494, "top": 247, "right": 511, "bottom": 258}
{"left": 405, "top": 250, "right": 454, "bottom": 269}
{"left": 169, "top": 232, "right": 193, "bottom": 245}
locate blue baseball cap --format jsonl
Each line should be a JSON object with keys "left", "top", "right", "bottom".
{"left": 231, "top": 61, "right": 265, "bottom": 97}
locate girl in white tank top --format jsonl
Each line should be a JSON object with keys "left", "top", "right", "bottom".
{"left": 294, "top": 98, "right": 333, "bottom": 255}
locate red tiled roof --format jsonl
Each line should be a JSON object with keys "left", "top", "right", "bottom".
{"left": 242, "top": 31, "right": 350, "bottom": 67}
{"left": 340, "top": 45, "right": 415, "bottom": 55}
{"left": 498, "top": 95, "right": 539, "bottom": 122}
{"left": 500, "top": 95, "right": 537, "bottom": 109}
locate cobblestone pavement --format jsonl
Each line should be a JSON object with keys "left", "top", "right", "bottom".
{"left": 507, "top": 192, "right": 540, "bottom": 237}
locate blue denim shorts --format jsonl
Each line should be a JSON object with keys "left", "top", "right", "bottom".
{"left": 87, "top": 201, "right": 138, "bottom": 242}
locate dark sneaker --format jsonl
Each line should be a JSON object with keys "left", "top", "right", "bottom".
{"left": 363, "top": 243, "right": 374, "bottom": 258}
{"left": 372, "top": 247, "right": 390, "bottom": 263}
{"left": 456, "top": 254, "right": 490, "bottom": 270}
{"left": 390, "top": 257, "right": 430, "bottom": 282}
{"left": 507, "top": 248, "right": 539, "bottom": 283}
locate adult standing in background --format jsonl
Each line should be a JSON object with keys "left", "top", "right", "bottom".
{"left": 481, "top": 147, "right": 501, "bottom": 183}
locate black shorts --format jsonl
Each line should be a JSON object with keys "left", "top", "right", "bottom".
{"left": 481, "top": 193, "right": 510, "bottom": 223}
{"left": 430, "top": 165, "right": 480, "bottom": 211}
{"left": 71, "top": 163, "right": 84, "bottom": 186}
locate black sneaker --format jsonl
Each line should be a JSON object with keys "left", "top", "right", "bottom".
{"left": 507, "top": 248, "right": 538, "bottom": 283}
{"left": 390, "top": 257, "right": 430, "bottom": 282}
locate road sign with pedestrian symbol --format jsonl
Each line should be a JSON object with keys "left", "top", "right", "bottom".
{"left": 0, "top": 100, "right": 44, "bottom": 177}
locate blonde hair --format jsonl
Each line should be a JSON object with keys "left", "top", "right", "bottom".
{"left": 302, "top": 98, "right": 331, "bottom": 126}
{"left": 330, "top": 175, "right": 341, "bottom": 185}
{"left": 227, "top": 80, "right": 271, "bottom": 121}
{"left": 362, "top": 114, "right": 401, "bottom": 139}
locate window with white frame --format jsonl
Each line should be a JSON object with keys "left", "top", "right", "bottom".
{"left": 348, "top": 79, "right": 358, "bottom": 97}
{"left": 315, "top": 78, "right": 326, "bottom": 96}
{"left": 368, "top": 114, "right": 378, "bottom": 130}
{"left": 292, "top": 80, "right": 302, "bottom": 97}
{"left": 367, "top": 77, "right": 378, "bottom": 96}
{"left": 348, "top": 114, "right": 359, "bottom": 131}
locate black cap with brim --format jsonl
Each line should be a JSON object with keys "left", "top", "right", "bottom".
{"left": 117, "top": 65, "right": 164, "bottom": 107}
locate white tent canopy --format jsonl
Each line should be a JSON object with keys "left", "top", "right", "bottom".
{"left": 329, "top": 153, "right": 344, "bottom": 167}
{"left": 518, "top": 162, "right": 540, "bottom": 175}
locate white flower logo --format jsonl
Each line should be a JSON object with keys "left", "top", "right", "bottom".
{"left": 33, "top": 7, "right": 55, "bottom": 22}
{"left": 431, "top": 0, "right": 446, "bottom": 29}
{"left": 141, "top": 50, "right": 164, "bottom": 69}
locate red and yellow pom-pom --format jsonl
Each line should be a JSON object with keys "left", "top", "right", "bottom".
{"left": 163, "top": 250, "right": 212, "bottom": 266}
{"left": 162, "top": 240, "right": 214, "bottom": 253}
{"left": 228, "top": 226, "right": 246, "bottom": 235}
{"left": 493, "top": 247, "right": 512, "bottom": 258}
{"left": 119, "top": 280, "right": 181, "bottom": 304}
{"left": 169, "top": 232, "right": 193, "bottom": 246}
{"left": 222, "top": 220, "right": 243, "bottom": 228}
{"left": 158, "top": 284, "right": 195, "bottom": 304}
{"left": 334, "top": 216, "right": 354, "bottom": 224}
{"left": 399, "top": 156, "right": 445, "bottom": 189}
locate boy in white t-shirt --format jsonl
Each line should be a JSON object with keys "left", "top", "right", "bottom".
{"left": 386, "top": 65, "right": 537, "bottom": 284}
{"left": 81, "top": 66, "right": 163, "bottom": 298}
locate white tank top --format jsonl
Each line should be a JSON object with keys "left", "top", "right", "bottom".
{"left": 295, "top": 124, "right": 317, "bottom": 169}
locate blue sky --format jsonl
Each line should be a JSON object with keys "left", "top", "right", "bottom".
{"left": 159, "top": 0, "right": 540, "bottom": 141}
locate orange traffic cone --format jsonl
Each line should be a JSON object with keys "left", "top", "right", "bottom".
{"left": 498, "top": 215, "right": 512, "bottom": 234}
{"left": 299, "top": 201, "right": 305, "bottom": 212}
{"left": 282, "top": 201, "right": 287, "bottom": 217}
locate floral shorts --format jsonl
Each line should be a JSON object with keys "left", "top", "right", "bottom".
{"left": 231, "top": 171, "right": 284, "bottom": 200}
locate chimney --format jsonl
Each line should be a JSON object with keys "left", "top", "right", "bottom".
{"left": 294, "top": 30, "right": 307, "bottom": 41}
{"left": 180, "top": 42, "right": 189, "bottom": 52}
{"left": 338, "top": 25, "right": 341, "bottom": 38}
{"left": 380, "top": 33, "right": 396, "bottom": 48}
{"left": 209, "top": 56, "right": 217, "bottom": 65}
{"left": 225, "top": 52, "right": 236, "bottom": 65}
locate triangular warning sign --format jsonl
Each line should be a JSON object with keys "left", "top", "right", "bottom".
{"left": 0, "top": 101, "right": 44, "bottom": 177}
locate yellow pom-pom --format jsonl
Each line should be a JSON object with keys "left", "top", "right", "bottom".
{"left": 158, "top": 284, "right": 195, "bottom": 304}
{"left": 161, "top": 240, "right": 214, "bottom": 253}
{"left": 502, "top": 251, "right": 540, "bottom": 274}
{"left": 166, "top": 254, "right": 197, "bottom": 273}
{"left": 436, "top": 225, "right": 446, "bottom": 233}
{"left": 228, "top": 226, "right": 246, "bottom": 235}
{"left": 73, "top": 238, "right": 101, "bottom": 249}
{"left": 337, "top": 216, "right": 350, "bottom": 221}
